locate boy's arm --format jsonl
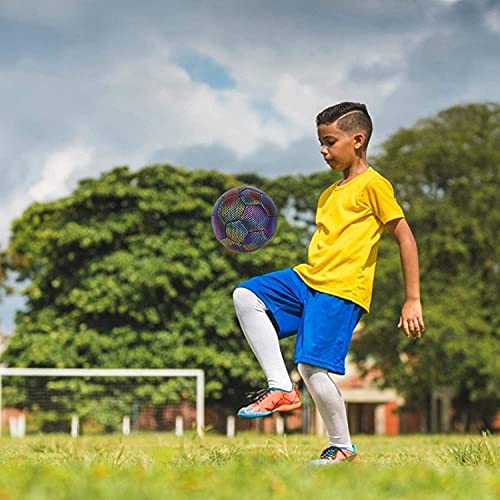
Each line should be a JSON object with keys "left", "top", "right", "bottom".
{"left": 385, "top": 218, "right": 425, "bottom": 338}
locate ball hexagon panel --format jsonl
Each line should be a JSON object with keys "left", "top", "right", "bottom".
{"left": 261, "top": 194, "right": 278, "bottom": 217}
{"left": 219, "top": 238, "right": 243, "bottom": 252}
{"left": 211, "top": 212, "right": 226, "bottom": 240}
{"left": 241, "top": 230, "right": 268, "bottom": 251}
{"left": 264, "top": 216, "right": 278, "bottom": 238}
{"left": 225, "top": 220, "right": 249, "bottom": 244}
{"left": 239, "top": 187, "right": 263, "bottom": 206}
{"left": 219, "top": 194, "right": 246, "bottom": 223}
{"left": 242, "top": 204, "right": 269, "bottom": 232}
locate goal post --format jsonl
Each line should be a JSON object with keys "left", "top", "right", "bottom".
{"left": 0, "top": 368, "right": 205, "bottom": 437}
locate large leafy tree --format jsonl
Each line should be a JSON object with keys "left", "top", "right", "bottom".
{"left": 0, "top": 247, "right": 7, "bottom": 299}
{"left": 1, "top": 165, "right": 320, "bottom": 429}
{"left": 0, "top": 246, "right": 15, "bottom": 323}
{"left": 0, "top": 248, "right": 13, "bottom": 301}
{"left": 351, "top": 103, "right": 500, "bottom": 430}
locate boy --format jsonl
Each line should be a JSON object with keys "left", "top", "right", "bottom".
{"left": 233, "top": 102, "right": 425, "bottom": 464}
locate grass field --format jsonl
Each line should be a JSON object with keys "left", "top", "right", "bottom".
{"left": 0, "top": 432, "right": 498, "bottom": 499}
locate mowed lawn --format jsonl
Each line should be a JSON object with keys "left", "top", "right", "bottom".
{"left": 0, "top": 432, "right": 498, "bottom": 499}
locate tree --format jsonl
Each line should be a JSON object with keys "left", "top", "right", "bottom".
{"left": 0, "top": 245, "right": 15, "bottom": 314}
{"left": 1, "top": 165, "right": 310, "bottom": 429}
{"left": 351, "top": 103, "right": 500, "bottom": 430}
{"left": 1, "top": 246, "right": 11, "bottom": 293}
{"left": 0, "top": 247, "right": 7, "bottom": 299}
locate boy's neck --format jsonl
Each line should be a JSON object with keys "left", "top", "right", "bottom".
{"left": 339, "top": 158, "right": 370, "bottom": 185}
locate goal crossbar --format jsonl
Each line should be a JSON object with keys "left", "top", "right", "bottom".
{"left": 0, "top": 368, "right": 205, "bottom": 437}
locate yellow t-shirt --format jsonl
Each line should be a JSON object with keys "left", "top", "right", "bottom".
{"left": 294, "top": 167, "right": 404, "bottom": 313}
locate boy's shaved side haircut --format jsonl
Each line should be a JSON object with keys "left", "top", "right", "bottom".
{"left": 316, "top": 102, "right": 373, "bottom": 149}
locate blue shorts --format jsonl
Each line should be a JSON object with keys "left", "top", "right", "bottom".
{"left": 236, "top": 268, "right": 363, "bottom": 375}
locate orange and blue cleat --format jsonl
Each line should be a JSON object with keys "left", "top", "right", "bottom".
{"left": 310, "top": 445, "right": 359, "bottom": 465}
{"left": 237, "top": 386, "right": 301, "bottom": 418}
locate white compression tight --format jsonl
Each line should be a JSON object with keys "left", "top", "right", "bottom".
{"left": 298, "top": 362, "right": 352, "bottom": 449}
{"left": 233, "top": 287, "right": 293, "bottom": 391}
{"left": 233, "top": 287, "right": 352, "bottom": 448}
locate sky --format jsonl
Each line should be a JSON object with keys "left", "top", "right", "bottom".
{"left": 1, "top": 0, "right": 500, "bottom": 331}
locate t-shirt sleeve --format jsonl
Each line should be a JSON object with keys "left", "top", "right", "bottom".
{"left": 364, "top": 176, "right": 405, "bottom": 224}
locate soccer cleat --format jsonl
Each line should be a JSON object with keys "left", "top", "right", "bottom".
{"left": 237, "top": 385, "right": 301, "bottom": 418}
{"left": 310, "top": 445, "right": 359, "bottom": 465}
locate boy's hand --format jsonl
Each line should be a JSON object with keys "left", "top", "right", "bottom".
{"left": 398, "top": 298, "right": 425, "bottom": 338}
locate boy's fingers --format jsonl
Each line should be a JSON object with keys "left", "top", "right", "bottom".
{"left": 400, "top": 317, "right": 424, "bottom": 339}
{"left": 402, "top": 320, "right": 410, "bottom": 337}
{"left": 399, "top": 305, "right": 425, "bottom": 338}
{"left": 399, "top": 318, "right": 410, "bottom": 336}
{"left": 412, "top": 319, "right": 422, "bottom": 338}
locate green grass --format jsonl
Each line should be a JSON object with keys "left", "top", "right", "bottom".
{"left": 0, "top": 433, "right": 498, "bottom": 499}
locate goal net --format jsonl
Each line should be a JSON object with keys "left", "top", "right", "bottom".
{"left": 0, "top": 368, "right": 204, "bottom": 437}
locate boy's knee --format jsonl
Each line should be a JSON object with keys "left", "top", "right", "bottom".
{"left": 297, "top": 362, "right": 326, "bottom": 380}
{"left": 297, "top": 362, "right": 313, "bottom": 380}
{"left": 232, "top": 287, "right": 256, "bottom": 312}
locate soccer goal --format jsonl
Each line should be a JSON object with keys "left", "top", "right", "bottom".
{"left": 0, "top": 368, "right": 205, "bottom": 437}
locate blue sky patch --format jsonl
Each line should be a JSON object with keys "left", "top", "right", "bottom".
{"left": 251, "top": 99, "right": 285, "bottom": 123}
{"left": 175, "top": 51, "right": 235, "bottom": 90}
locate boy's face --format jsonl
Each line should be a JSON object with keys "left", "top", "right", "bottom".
{"left": 317, "top": 121, "right": 364, "bottom": 173}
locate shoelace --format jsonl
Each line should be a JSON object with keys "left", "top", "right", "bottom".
{"left": 320, "top": 446, "right": 344, "bottom": 459}
{"left": 244, "top": 388, "right": 270, "bottom": 404}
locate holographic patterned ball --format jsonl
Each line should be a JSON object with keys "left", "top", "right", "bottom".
{"left": 211, "top": 186, "right": 278, "bottom": 252}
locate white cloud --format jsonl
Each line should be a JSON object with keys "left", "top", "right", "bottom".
{"left": 484, "top": 8, "right": 500, "bottom": 33}
{"left": 0, "top": 145, "right": 94, "bottom": 245}
{"left": 272, "top": 74, "right": 325, "bottom": 132}
{"left": 91, "top": 47, "right": 293, "bottom": 157}
{"left": 0, "top": 195, "right": 32, "bottom": 247}
{"left": 379, "top": 76, "right": 404, "bottom": 98}
{"left": 0, "top": 0, "right": 81, "bottom": 26}
{"left": 28, "top": 146, "right": 94, "bottom": 201}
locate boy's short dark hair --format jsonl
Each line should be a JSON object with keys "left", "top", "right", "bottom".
{"left": 316, "top": 102, "right": 373, "bottom": 149}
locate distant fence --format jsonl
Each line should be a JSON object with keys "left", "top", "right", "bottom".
{"left": 0, "top": 368, "right": 205, "bottom": 437}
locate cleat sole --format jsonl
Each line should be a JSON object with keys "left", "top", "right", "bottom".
{"left": 237, "top": 410, "right": 273, "bottom": 419}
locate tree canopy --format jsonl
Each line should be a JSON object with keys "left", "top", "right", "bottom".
{"left": 0, "top": 247, "right": 7, "bottom": 298}
{"left": 0, "top": 246, "right": 14, "bottom": 311}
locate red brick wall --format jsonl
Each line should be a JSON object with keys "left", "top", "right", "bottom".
{"left": 1, "top": 408, "right": 24, "bottom": 427}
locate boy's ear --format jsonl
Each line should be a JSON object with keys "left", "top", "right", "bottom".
{"left": 353, "top": 132, "right": 365, "bottom": 150}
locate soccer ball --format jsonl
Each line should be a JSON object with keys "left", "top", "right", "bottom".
{"left": 211, "top": 186, "right": 278, "bottom": 252}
